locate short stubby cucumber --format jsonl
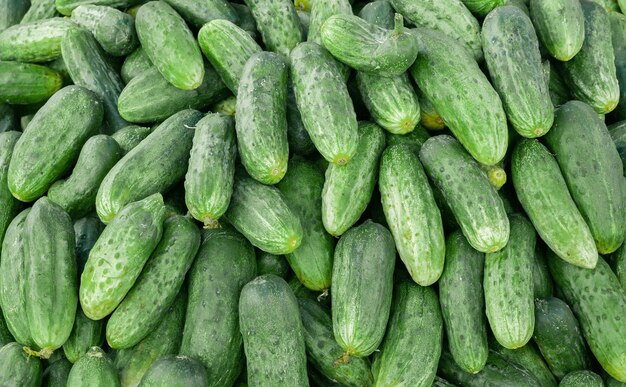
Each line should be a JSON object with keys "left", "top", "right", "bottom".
{"left": 66, "top": 347, "right": 120, "bottom": 387}
{"left": 63, "top": 308, "right": 103, "bottom": 363}
{"left": 121, "top": 47, "right": 152, "bottom": 84}
{"left": 257, "top": 252, "right": 290, "bottom": 278}
{"left": 529, "top": 0, "right": 584, "bottom": 61}
{"left": 71, "top": 5, "right": 138, "bottom": 57}
{"left": 559, "top": 371, "right": 604, "bottom": 387}
{"left": 243, "top": 0, "right": 303, "bottom": 56}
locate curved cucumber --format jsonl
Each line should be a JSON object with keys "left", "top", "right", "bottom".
{"left": 0, "top": 18, "right": 75, "bottom": 62}
{"left": 67, "top": 347, "right": 120, "bottom": 387}
{"left": 63, "top": 308, "right": 103, "bottom": 364}
{"left": 243, "top": 0, "right": 303, "bottom": 56}
{"left": 0, "top": 131, "right": 22, "bottom": 246}
{"left": 71, "top": 5, "right": 138, "bottom": 57}
{"left": 111, "top": 125, "right": 151, "bottom": 155}
{"left": 139, "top": 355, "right": 207, "bottom": 387}
{"left": 529, "top": 0, "right": 584, "bottom": 61}
{"left": 0, "top": 342, "right": 42, "bottom": 387}
{"left": 0, "top": 61, "right": 62, "bottom": 105}
{"left": 162, "top": 0, "right": 238, "bottom": 28}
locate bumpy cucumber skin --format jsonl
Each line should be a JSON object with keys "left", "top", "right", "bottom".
{"left": 184, "top": 113, "right": 236, "bottom": 228}
{"left": 0, "top": 342, "right": 42, "bottom": 387}
{"left": 0, "top": 18, "right": 75, "bottom": 62}
{"left": 290, "top": 42, "right": 358, "bottom": 165}
{"left": 71, "top": 5, "right": 138, "bottom": 57}
{"left": 322, "top": 122, "right": 385, "bottom": 236}
{"left": 67, "top": 347, "right": 120, "bottom": 387}
{"left": 96, "top": 109, "right": 202, "bottom": 224}
{"left": 111, "top": 125, "right": 151, "bottom": 155}
{"left": 439, "top": 231, "right": 488, "bottom": 374}
{"left": 236, "top": 52, "right": 289, "bottom": 185}
{"left": 419, "top": 135, "right": 510, "bottom": 253}
{"left": 56, "top": 0, "right": 142, "bottom": 15}
{"left": 135, "top": 1, "right": 204, "bottom": 90}
{"left": 121, "top": 47, "right": 153, "bottom": 84}
{"left": 308, "top": 0, "right": 352, "bottom": 44}
{"left": 332, "top": 221, "right": 395, "bottom": 357}
{"left": 372, "top": 282, "right": 442, "bottom": 386}
{"left": 163, "top": 0, "right": 239, "bottom": 28}
{"left": 488, "top": 338, "right": 557, "bottom": 387}
{"left": 411, "top": 29, "right": 508, "bottom": 166}
{"left": 529, "top": 0, "right": 584, "bottom": 61}
{"left": 462, "top": 0, "right": 505, "bottom": 15}
{"left": 257, "top": 252, "right": 290, "bottom": 278}
{"left": 239, "top": 274, "right": 309, "bottom": 387}
{"left": 560, "top": 371, "right": 604, "bottom": 387}
{"left": 611, "top": 12, "right": 626, "bottom": 121}
{"left": 41, "top": 357, "right": 72, "bottom": 387}
{"left": 243, "top": 0, "right": 303, "bottom": 56}
{"left": 0, "top": 61, "right": 62, "bottom": 105}
{"left": 0, "top": 131, "right": 21, "bottom": 245}
{"left": 80, "top": 194, "right": 166, "bottom": 320}
{"left": 8, "top": 86, "right": 102, "bottom": 202}
{"left": 63, "top": 308, "right": 103, "bottom": 364}
{"left": 277, "top": 159, "right": 334, "bottom": 291}
{"left": 511, "top": 139, "right": 597, "bottom": 269}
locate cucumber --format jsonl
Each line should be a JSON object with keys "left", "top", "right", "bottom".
{"left": 257, "top": 252, "right": 290, "bottom": 278}
{"left": 560, "top": 371, "right": 604, "bottom": 387}
{"left": 548, "top": 254, "right": 626, "bottom": 382}
{"left": 533, "top": 297, "right": 590, "bottom": 380}
{"left": 135, "top": 1, "right": 204, "bottom": 90}
{"left": 67, "top": 347, "right": 120, "bottom": 387}
{"left": 56, "top": 0, "right": 143, "bottom": 15}
{"left": 290, "top": 42, "right": 359, "bottom": 165}
{"left": 111, "top": 125, "right": 150, "bottom": 155}
{"left": 589, "top": 0, "right": 620, "bottom": 12}
{"left": 243, "top": 0, "right": 303, "bottom": 56}
{"left": 80, "top": 193, "right": 167, "bottom": 320}
{"left": 545, "top": 60, "right": 571, "bottom": 107}
{"left": 529, "top": 0, "right": 584, "bottom": 61}
{"left": 322, "top": 122, "right": 385, "bottom": 236}
{"left": 511, "top": 139, "right": 597, "bottom": 269}
{"left": 236, "top": 52, "right": 289, "bottom": 185}
{"left": 239, "top": 274, "right": 308, "bottom": 386}
{"left": 61, "top": 26, "right": 128, "bottom": 132}
{"left": 480, "top": 163, "right": 507, "bottom": 191}
{"left": 118, "top": 65, "right": 228, "bottom": 123}
{"left": 277, "top": 158, "right": 334, "bottom": 291}
{"left": 384, "top": 125, "right": 430, "bottom": 153}
{"left": 63, "top": 308, "right": 103, "bottom": 364}
{"left": 41, "top": 357, "right": 72, "bottom": 387}
{"left": 0, "top": 312, "right": 13, "bottom": 347}
{"left": 74, "top": 217, "right": 104, "bottom": 273}
{"left": 610, "top": 12, "right": 626, "bottom": 121}
{"left": 419, "top": 135, "right": 509, "bottom": 253}
{"left": 198, "top": 19, "right": 262, "bottom": 95}
{"left": 231, "top": 3, "right": 258, "bottom": 40}
{"left": 532, "top": 244, "right": 553, "bottom": 298}
{"left": 610, "top": 121, "right": 626, "bottom": 171}
{"left": 0, "top": 0, "right": 29, "bottom": 31}
{"left": 308, "top": 0, "right": 352, "bottom": 45}
{"left": 438, "top": 231, "right": 488, "bottom": 374}
{"left": 184, "top": 113, "right": 236, "bottom": 228}
{"left": 20, "top": 0, "right": 58, "bottom": 24}
{"left": 96, "top": 109, "right": 202, "bottom": 223}
{"left": 332, "top": 221, "right": 395, "bottom": 358}
{"left": 372, "top": 281, "right": 442, "bottom": 386}
{"left": 0, "top": 61, "right": 62, "bottom": 105}
{"left": 224, "top": 176, "right": 303, "bottom": 255}
{"left": 560, "top": 0, "right": 619, "bottom": 114}
{"left": 212, "top": 95, "right": 237, "bottom": 116}
{"left": 411, "top": 29, "right": 508, "bottom": 166}
{"left": 0, "top": 342, "right": 42, "bottom": 387}
{"left": 612, "top": 241, "right": 626, "bottom": 292}
{"left": 0, "top": 103, "right": 18, "bottom": 133}
{"left": 359, "top": 0, "right": 394, "bottom": 29}
{"left": 0, "top": 18, "right": 75, "bottom": 62}
{"left": 461, "top": 0, "right": 505, "bottom": 15}
{"left": 545, "top": 101, "right": 625, "bottom": 254}
{"left": 416, "top": 90, "right": 445, "bottom": 130}
{"left": 482, "top": 6, "right": 553, "bottom": 138}
{"left": 138, "top": 355, "right": 208, "bottom": 387}
{"left": 0, "top": 131, "right": 21, "bottom": 246}
{"left": 488, "top": 338, "right": 557, "bottom": 387}
{"left": 286, "top": 84, "right": 316, "bottom": 156}
{"left": 121, "top": 47, "right": 152, "bottom": 84}
{"left": 162, "top": 0, "right": 238, "bottom": 28}
{"left": 71, "top": 5, "right": 138, "bottom": 56}
{"left": 180, "top": 227, "right": 256, "bottom": 387}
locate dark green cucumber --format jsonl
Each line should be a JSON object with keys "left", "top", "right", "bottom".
{"left": 0, "top": 342, "right": 42, "bottom": 387}
{"left": 358, "top": 0, "right": 394, "bottom": 29}
{"left": 139, "top": 355, "right": 207, "bottom": 387}
{"left": 0, "top": 18, "right": 75, "bottom": 62}
{"left": 411, "top": 29, "right": 508, "bottom": 166}
{"left": 184, "top": 113, "right": 236, "bottom": 228}
{"left": 372, "top": 281, "right": 442, "bottom": 386}
{"left": 432, "top": 376, "right": 457, "bottom": 387}
{"left": 231, "top": 3, "right": 258, "bottom": 39}
{"left": 225, "top": 176, "right": 303, "bottom": 254}
{"left": 236, "top": 52, "right": 289, "bottom": 184}
{"left": 290, "top": 42, "right": 359, "bottom": 165}
{"left": 560, "top": 0, "right": 619, "bottom": 114}
{"left": 511, "top": 139, "right": 597, "bottom": 269}
{"left": 163, "top": 0, "right": 238, "bottom": 28}
{"left": 135, "top": 1, "right": 204, "bottom": 90}
{"left": 547, "top": 254, "right": 626, "bottom": 382}
{"left": 0, "top": 61, "right": 62, "bottom": 105}
{"left": 288, "top": 277, "right": 318, "bottom": 301}
{"left": 610, "top": 12, "right": 626, "bottom": 121}
{"left": 307, "top": 0, "right": 352, "bottom": 44}
{"left": 0, "top": 0, "right": 29, "bottom": 31}
{"left": 461, "top": 0, "right": 505, "bottom": 15}
{"left": 74, "top": 217, "right": 104, "bottom": 273}
{"left": 332, "top": 221, "right": 395, "bottom": 358}
{"left": 610, "top": 121, "right": 626, "bottom": 171}
{"left": 63, "top": 308, "right": 103, "bottom": 364}
{"left": 71, "top": 5, "right": 138, "bottom": 56}
{"left": 286, "top": 84, "right": 316, "bottom": 156}
{"left": 111, "top": 125, "right": 151, "bottom": 155}
{"left": 20, "top": 0, "right": 58, "bottom": 24}
{"left": 438, "top": 231, "right": 487, "bottom": 374}
{"left": 612, "top": 240, "right": 626, "bottom": 292}
{"left": 545, "top": 60, "right": 571, "bottom": 107}
{"left": 243, "top": 0, "right": 303, "bottom": 56}
{"left": 532, "top": 244, "right": 553, "bottom": 298}
{"left": 121, "top": 47, "right": 153, "bottom": 84}
{"left": 80, "top": 193, "right": 166, "bottom": 320}
{"left": 0, "top": 131, "right": 21, "bottom": 246}
{"left": 379, "top": 144, "right": 444, "bottom": 286}
{"left": 56, "top": 0, "right": 143, "bottom": 15}
{"left": 118, "top": 65, "right": 228, "bottom": 123}
{"left": 277, "top": 158, "right": 334, "bottom": 291}
{"left": 298, "top": 298, "right": 374, "bottom": 386}
{"left": 529, "top": 0, "right": 584, "bottom": 61}
{"left": 322, "top": 122, "right": 385, "bottom": 236}
{"left": 419, "top": 135, "right": 509, "bottom": 253}
{"left": 488, "top": 338, "right": 557, "bottom": 387}
{"left": 0, "top": 312, "right": 14, "bottom": 347}
{"left": 96, "top": 109, "right": 202, "bottom": 223}
{"left": 41, "top": 357, "right": 72, "bottom": 387}
{"left": 533, "top": 297, "right": 590, "bottom": 380}
{"left": 257, "top": 252, "right": 290, "bottom": 278}
{"left": 239, "top": 274, "right": 308, "bottom": 386}
{"left": 67, "top": 347, "right": 120, "bottom": 386}
{"left": 560, "top": 371, "right": 604, "bottom": 387}
{"left": 180, "top": 227, "right": 256, "bottom": 387}
{"left": 0, "top": 103, "right": 18, "bottom": 133}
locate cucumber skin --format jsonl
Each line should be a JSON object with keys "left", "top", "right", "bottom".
{"left": 135, "top": 1, "right": 204, "bottom": 90}
{"left": 0, "top": 342, "right": 42, "bottom": 387}
{"left": 67, "top": 347, "right": 120, "bottom": 387}
{"left": 257, "top": 252, "right": 290, "bottom": 279}
{"left": 243, "top": 0, "right": 303, "bottom": 56}
{"left": 308, "top": 0, "right": 352, "bottom": 45}
{"left": 180, "top": 228, "right": 256, "bottom": 387}
{"left": 231, "top": 3, "right": 258, "bottom": 40}
{"left": 138, "top": 355, "right": 208, "bottom": 387}
{"left": 379, "top": 144, "right": 444, "bottom": 286}
{"left": 74, "top": 217, "right": 105, "bottom": 273}
{"left": 0, "top": 103, "right": 19, "bottom": 133}
{"left": 0, "top": 313, "right": 14, "bottom": 348}
{"left": 286, "top": 84, "right": 316, "bottom": 156}
{"left": 71, "top": 5, "right": 138, "bottom": 57}
{"left": 8, "top": 86, "right": 103, "bottom": 203}
{"left": 162, "top": 0, "right": 239, "bottom": 28}
{"left": 80, "top": 193, "right": 167, "bottom": 321}
{"left": 529, "top": 0, "right": 584, "bottom": 61}
{"left": 96, "top": 109, "right": 203, "bottom": 224}
{"left": 0, "top": 18, "right": 75, "bottom": 62}
{"left": 372, "top": 282, "right": 442, "bottom": 386}
{"left": 612, "top": 241, "right": 626, "bottom": 292}
{"left": 411, "top": 29, "right": 508, "bottom": 166}
{"left": 41, "top": 357, "right": 72, "bottom": 387}
{"left": 462, "top": 0, "right": 505, "bottom": 15}
{"left": 532, "top": 244, "right": 553, "bottom": 298}
{"left": 121, "top": 47, "right": 153, "bottom": 84}
{"left": 488, "top": 339, "right": 557, "bottom": 387}
{"left": 184, "top": 113, "right": 236, "bottom": 228}
{"left": 63, "top": 308, "right": 103, "bottom": 363}
{"left": 0, "top": 131, "right": 22, "bottom": 246}
{"left": 236, "top": 52, "right": 289, "bottom": 185}
{"left": 21, "top": 0, "right": 58, "bottom": 24}
{"left": 111, "top": 125, "right": 151, "bottom": 155}
{"left": 0, "top": 61, "right": 62, "bottom": 105}
{"left": 56, "top": 0, "right": 143, "bottom": 15}
{"left": 438, "top": 231, "right": 488, "bottom": 374}
{"left": 610, "top": 12, "right": 626, "bottom": 121}
{"left": 511, "top": 139, "right": 597, "bottom": 269}
{"left": 358, "top": 0, "right": 394, "bottom": 29}
{"left": 0, "top": 0, "right": 29, "bottom": 30}
{"left": 419, "top": 135, "right": 510, "bottom": 253}
{"left": 239, "top": 275, "right": 309, "bottom": 387}
{"left": 560, "top": 371, "right": 604, "bottom": 387}
{"left": 332, "top": 221, "right": 396, "bottom": 357}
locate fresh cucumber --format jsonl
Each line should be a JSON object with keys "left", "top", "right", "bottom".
{"left": 0, "top": 61, "right": 62, "bottom": 105}
{"left": 243, "top": 0, "right": 303, "bottom": 56}
{"left": 71, "top": 5, "right": 138, "bottom": 56}
{"left": 63, "top": 308, "right": 103, "bottom": 364}
{"left": 529, "top": 0, "right": 584, "bottom": 61}
{"left": 121, "top": 47, "right": 152, "bottom": 84}
{"left": 138, "top": 355, "right": 207, "bottom": 387}
{"left": 0, "top": 18, "right": 75, "bottom": 62}
{"left": 162, "top": 0, "right": 239, "bottom": 28}
{"left": 111, "top": 125, "right": 151, "bottom": 155}
{"left": 66, "top": 347, "right": 120, "bottom": 387}
{"left": 308, "top": 0, "right": 351, "bottom": 44}
{"left": 0, "top": 342, "right": 42, "bottom": 387}
{"left": 0, "top": 131, "right": 22, "bottom": 247}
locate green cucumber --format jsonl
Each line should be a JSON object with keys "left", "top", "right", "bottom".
{"left": 612, "top": 241, "right": 626, "bottom": 292}
{"left": 359, "top": 0, "right": 394, "bottom": 29}
{"left": 236, "top": 52, "right": 289, "bottom": 185}
{"left": 438, "top": 231, "right": 487, "bottom": 374}
{"left": 529, "top": 0, "right": 584, "bottom": 61}
{"left": 0, "top": 342, "right": 42, "bottom": 387}
{"left": 589, "top": 0, "right": 620, "bottom": 12}
{"left": 96, "top": 109, "right": 202, "bottom": 223}
{"left": 332, "top": 221, "right": 395, "bottom": 358}
{"left": 80, "top": 193, "right": 167, "bottom": 320}
{"left": 41, "top": 357, "right": 72, "bottom": 387}
{"left": 0, "top": 0, "right": 29, "bottom": 31}
{"left": 286, "top": 84, "right": 315, "bottom": 155}
{"left": 416, "top": 90, "right": 444, "bottom": 130}
{"left": 461, "top": 0, "right": 505, "bottom": 15}
{"left": 240, "top": 274, "right": 308, "bottom": 386}
{"left": 610, "top": 121, "right": 626, "bottom": 172}
{"left": 0, "top": 103, "right": 18, "bottom": 133}
{"left": 0, "top": 61, "right": 62, "bottom": 105}
{"left": 288, "top": 277, "right": 318, "bottom": 301}
{"left": 111, "top": 125, "right": 151, "bottom": 155}
{"left": 372, "top": 281, "right": 442, "bottom": 386}
{"left": 432, "top": 376, "right": 456, "bottom": 387}
{"left": 379, "top": 144, "right": 444, "bottom": 286}
{"left": 560, "top": 371, "right": 604, "bottom": 387}
{"left": 180, "top": 227, "right": 256, "bottom": 387}
{"left": 257, "top": 252, "right": 290, "bottom": 278}
{"left": 231, "top": 3, "right": 258, "bottom": 40}
{"left": 277, "top": 158, "right": 335, "bottom": 291}
{"left": 244, "top": 0, "right": 303, "bottom": 56}
{"left": 0, "top": 131, "right": 21, "bottom": 246}
{"left": 56, "top": 0, "right": 143, "bottom": 15}
{"left": 511, "top": 139, "right": 597, "bottom": 269}
{"left": 545, "top": 60, "right": 571, "bottom": 107}
{"left": 163, "top": 0, "right": 238, "bottom": 28}
{"left": 419, "top": 135, "right": 509, "bottom": 253}
{"left": 71, "top": 5, "right": 138, "bottom": 56}
{"left": 411, "top": 29, "right": 508, "bottom": 166}
{"left": 139, "top": 355, "right": 207, "bottom": 387}
{"left": 74, "top": 217, "right": 105, "bottom": 273}
{"left": 135, "top": 1, "right": 204, "bottom": 90}
{"left": 67, "top": 347, "right": 120, "bottom": 387}
{"left": 610, "top": 12, "right": 626, "bottom": 121}
{"left": 121, "top": 47, "right": 152, "bottom": 84}
{"left": 184, "top": 113, "right": 236, "bottom": 228}
{"left": 20, "top": 0, "right": 58, "bottom": 24}
{"left": 0, "top": 313, "right": 14, "bottom": 347}
{"left": 212, "top": 95, "right": 237, "bottom": 116}
{"left": 0, "top": 18, "right": 75, "bottom": 62}
{"left": 63, "top": 308, "right": 103, "bottom": 364}
{"left": 532, "top": 244, "right": 553, "bottom": 298}
{"left": 308, "top": 0, "right": 352, "bottom": 44}
{"left": 298, "top": 10, "right": 310, "bottom": 37}
{"left": 384, "top": 125, "right": 430, "bottom": 153}
{"left": 488, "top": 338, "right": 557, "bottom": 387}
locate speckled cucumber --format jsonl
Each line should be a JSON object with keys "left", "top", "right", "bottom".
{"left": 0, "top": 342, "right": 42, "bottom": 387}
{"left": 74, "top": 217, "right": 105, "bottom": 273}
{"left": 307, "top": 0, "right": 352, "bottom": 44}
{"left": 560, "top": 371, "right": 604, "bottom": 387}
{"left": 20, "top": 0, "right": 58, "bottom": 24}
{"left": 384, "top": 125, "right": 430, "bottom": 153}
{"left": 419, "top": 135, "right": 509, "bottom": 253}
{"left": 121, "top": 48, "right": 153, "bottom": 84}
{"left": 63, "top": 308, "right": 103, "bottom": 364}
{"left": 0, "top": 131, "right": 21, "bottom": 245}
{"left": 67, "top": 347, "right": 120, "bottom": 386}
{"left": 416, "top": 89, "right": 445, "bottom": 130}
{"left": 244, "top": 0, "right": 303, "bottom": 56}
{"left": 461, "top": 0, "right": 505, "bottom": 15}
{"left": 0, "top": 17, "right": 75, "bottom": 62}
{"left": 163, "top": 0, "right": 239, "bottom": 28}
{"left": 488, "top": 338, "right": 557, "bottom": 387}
{"left": 0, "top": 61, "right": 62, "bottom": 105}
{"left": 71, "top": 5, "right": 138, "bottom": 56}
{"left": 359, "top": 0, "right": 394, "bottom": 29}
{"left": 41, "top": 357, "right": 72, "bottom": 387}
{"left": 610, "top": 12, "right": 626, "bottom": 121}
{"left": 529, "top": 0, "right": 584, "bottom": 61}
{"left": 111, "top": 125, "right": 151, "bottom": 155}
{"left": 0, "top": 0, "right": 29, "bottom": 30}
{"left": 56, "top": 0, "right": 143, "bottom": 15}
{"left": 139, "top": 355, "right": 207, "bottom": 387}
